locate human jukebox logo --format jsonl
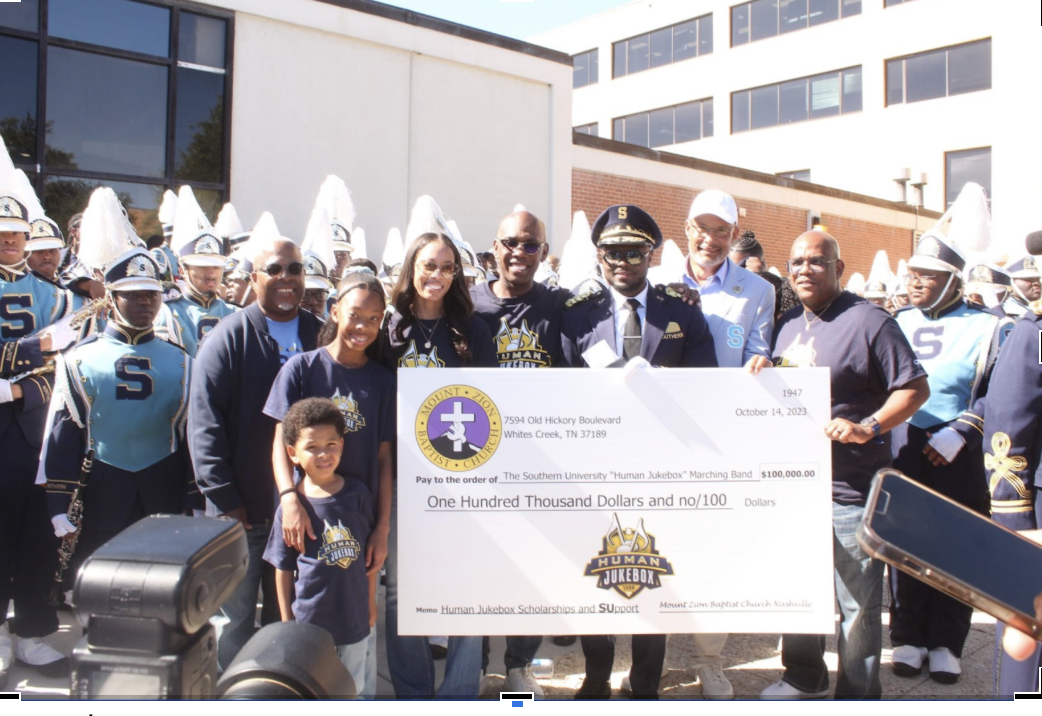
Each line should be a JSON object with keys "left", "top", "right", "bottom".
{"left": 415, "top": 385, "right": 502, "bottom": 472}
{"left": 584, "top": 513, "right": 674, "bottom": 598}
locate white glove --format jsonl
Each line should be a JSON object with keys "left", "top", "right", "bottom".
{"left": 52, "top": 514, "right": 77, "bottom": 538}
{"left": 0, "top": 378, "right": 12, "bottom": 404}
{"left": 927, "top": 427, "right": 966, "bottom": 463}
{"left": 45, "top": 317, "right": 78, "bottom": 352}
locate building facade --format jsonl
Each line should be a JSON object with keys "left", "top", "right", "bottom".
{"left": 533, "top": 0, "right": 1042, "bottom": 251}
{"left": 1, "top": 0, "right": 573, "bottom": 256}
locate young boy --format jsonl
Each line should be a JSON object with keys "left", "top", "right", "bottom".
{"left": 263, "top": 397, "right": 377, "bottom": 698}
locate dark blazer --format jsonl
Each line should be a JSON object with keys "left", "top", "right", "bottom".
{"left": 189, "top": 303, "right": 322, "bottom": 524}
{"left": 560, "top": 283, "right": 718, "bottom": 369}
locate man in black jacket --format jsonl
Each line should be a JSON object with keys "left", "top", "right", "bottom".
{"left": 190, "top": 236, "right": 320, "bottom": 670}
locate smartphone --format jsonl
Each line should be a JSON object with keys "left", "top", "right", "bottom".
{"left": 858, "top": 469, "right": 1042, "bottom": 638}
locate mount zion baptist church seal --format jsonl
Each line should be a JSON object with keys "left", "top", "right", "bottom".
{"left": 415, "top": 385, "right": 502, "bottom": 472}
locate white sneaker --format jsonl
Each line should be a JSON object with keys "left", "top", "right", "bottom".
{"left": 695, "top": 664, "right": 734, "bottom": 700}
{"left": 891, "top": 645, "right": 928, "bottom": 676}
{"left": 760, "top": 680, "right": 828, "bottom": 700}
{"left": 16, "top": 636, "right": 69, "bottom": 678}
{"left": 928, "top": 647, "right": 961, "bottom": 684}
{"left": 506, "top": 666, "right": 544, "bottom": 699}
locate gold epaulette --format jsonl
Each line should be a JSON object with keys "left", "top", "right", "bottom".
{"left": 1030, "top": 299, "right": 1042, "bottom": 316}
{"left": 565, "top": 287, "right": 600, "bottom": 308}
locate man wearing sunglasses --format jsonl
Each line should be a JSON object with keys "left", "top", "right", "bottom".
{"left": 190, "top": 232, "right": 323, "bottom": 670}
{"left": 560, "top": 205, "right": 716, "bottom": 700}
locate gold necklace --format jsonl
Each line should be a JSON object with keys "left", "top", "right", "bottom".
{"left": 803, "top": 295, "right": 839, "bottom": 329}
{"left": 414, "top": 317, "right": 442, "bottom": 349}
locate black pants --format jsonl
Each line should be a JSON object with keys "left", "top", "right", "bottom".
{"left": 481, "top": 635, "right": 543, "bottom": 673}
{"left": 580, "top": 634, "right": 666, "bottom": 696}
{"left": 0, "top": 426, "right": 59, "bottom": 638}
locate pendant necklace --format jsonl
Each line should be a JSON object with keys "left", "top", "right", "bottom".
{"left": 803, "top": 295, "right": 838, "bottom": 330}
{"left": 415, "top": 317, "right": 442, "bottom": 349}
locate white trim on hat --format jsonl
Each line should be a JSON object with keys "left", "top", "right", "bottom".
{"left": 26, "top": 238, "right": 64, "bottom": 252}
{"left": 180, "top": 254, "right": 228, "bottom": 268}
{"left": 108, "top": 278, "right": 163, "bottom": 292}
{"left": 0, "top": 218, "right": 31, "bottom": 232}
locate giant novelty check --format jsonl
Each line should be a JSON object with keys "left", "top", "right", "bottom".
{"left": 397, "top": 367, "right": 835, "bottom": 635}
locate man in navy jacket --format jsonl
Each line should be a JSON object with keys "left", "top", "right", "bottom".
{"left": 190, "top": 237, "right": 321, "bottom": 670}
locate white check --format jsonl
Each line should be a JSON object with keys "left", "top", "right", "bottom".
{"left": 397, "top": 367, "right": 835, "bottom": 636}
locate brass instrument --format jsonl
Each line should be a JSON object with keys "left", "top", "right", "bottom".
{"left": 11, "top": 297, "right": 110, "bottom": 384}
{"left": 46, "top": 449, "right": 95, "bottom": 607}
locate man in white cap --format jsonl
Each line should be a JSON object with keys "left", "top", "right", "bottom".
{"left": 1002, "top": 253, "right": 1041, "bottom": 318}
{"left": 665, "top": 189, "right": 775, "bottom": 699}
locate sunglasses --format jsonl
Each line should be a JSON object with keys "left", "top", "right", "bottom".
{"left": 602, "top": 248, "right": 650, "bottom": 265}
{"left": 262, "top": 261, "right": 304, "bottom": 277}
{"left": 498, "top": 238, "right": 543, "bottom": 255}
{"left": 416, "top": 261, "right": 460, "bottom": 278}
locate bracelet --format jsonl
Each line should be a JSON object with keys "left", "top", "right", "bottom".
{"left": 278, "top": 487, "right": 298, "bottom": 498}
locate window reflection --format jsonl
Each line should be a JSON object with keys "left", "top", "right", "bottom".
{"left": 46, "top": 46, "right": 168, "bottom": 177}
{"left": 179, "top": 12, "right": 226, "bottom": 69}
{"left": 0, "top": 35, "right": 38, "bottom": 164}
{"left": 175, "top": 68, "right": 224, "bottom": 183}
{"left": 49, "top": 0, "right": 170, "bottom": 57}
{"left": 44, "top": 175, "right": 164, "bottom": 241}
{"left": 946, "top": 148, "right": 990, "bottom": 208}
{"left": 0, "top": 0, "right": 39, "bottom": 33}
{"left": 733, "top": 67, "right": 860, "bottom": 133}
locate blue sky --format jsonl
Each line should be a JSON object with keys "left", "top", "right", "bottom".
{"left": 378, "top": 0, "right": 633, "bottom": 40}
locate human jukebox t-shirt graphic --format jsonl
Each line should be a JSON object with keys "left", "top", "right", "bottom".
{"left": 584, "top": 513, "right": 675, "bottom": 599}
{"left": 414, "top": 385, "right": 502, "bottom": 471}
{"left": 493, "top": 317, "right": 552, "bottom": 368}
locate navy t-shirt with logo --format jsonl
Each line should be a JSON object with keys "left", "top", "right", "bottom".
{"left": 263, "top": 478, "right": 374, "bottom": 646}
{"left": 771, "top": 291, "right": 926, "bottom": 504}
{"left": 469, "top": 281, "right": 569, "bottom": 368}
{"left": 383, "top": 312, "right": 497, "bottom": 368}
{"left": 264, "top": 348, "right": 395, "bottom": 501}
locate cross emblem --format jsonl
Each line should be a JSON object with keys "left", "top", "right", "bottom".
{"left": 440, "top": 401, "right": 474, "bottom": 453}
{"left": 985, "top": 432, "right": 1030, "bottom": 498}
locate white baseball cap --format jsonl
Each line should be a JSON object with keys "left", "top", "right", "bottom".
{"left": 687, "top": 190, "right": 738, "bottom": 225}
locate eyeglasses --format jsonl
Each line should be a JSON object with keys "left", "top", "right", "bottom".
{"left": 907, "top": 271, "right": 942, "bottom": 286}
{"left": 688, "top": 221, "right": 734, "bottom": 241}
{"left": 601, "top": 248, "right": 650, "bottom": 265}
{"left": 262, "top": 261, "right": 304, "bottom": 277}
{"left": 416, "top": 261, "right": 460, "bottom": 278}
{"left": 498, "top": 238, "right": 543, "bottom": 255}
{"left": 787, "top": 257, "right": 837, "bottom": 274}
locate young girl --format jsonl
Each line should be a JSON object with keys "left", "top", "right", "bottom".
{"left": 264, "top": 270, "right": 394, "bottom": 585}
{"left": 382, "top": 232, "right": 495, "bottom": 699}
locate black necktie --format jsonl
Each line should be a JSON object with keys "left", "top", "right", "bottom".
{"left": 623, "top": 298, "right": 642, "bottom": 361}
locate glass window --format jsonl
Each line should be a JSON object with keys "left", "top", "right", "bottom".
{"left": 46, "top": 46, "right": 168, "bottom": 177}
{"left": 44, "top": 175, "right": 164, "bottom": 240}
{"left": 574, "top": 123, "right": 598, "bottom": 137}
{"left": 948, "top": 39, "right": 991, "bottom": 96}
{"left": 732, "top": 4, "right": 750, "bottom": 47}
{"left": 174, "top": 68, "right": 224, "bottom": 184}
{"left": 0, "top": 0, "right": 39, "bottom": 33}
{"left": 48, "top": 0, "right": 170, "bottom": 57}
{"left": 179, "top": 12, "right": 226, "bottom": 69}
{"left": 650, "top": 27, "right": 671, "bottom": 69}
{"left": 627, "top": 34, "right": 650, "bottom": 74}
{"left": 778, "top": 170, "right": 811, "bottom": 182}
{"left": 573, "top": 51, "right": 590, "bottom": 89}
{"left": 0, "top": 35, "right": 38, "bottom": 164}
{"left": 751, "top": 0, "right": 779, "bottom": 42}
{"left": 625, "top": 112, "right": 649, "bottom": 148}
{"left": 905, "top": 49, "right": 946, "bottom": 103}
{"left": 946, "top": 148, "right": 990, "bottom": 207}
{"left": 841, "top": 0, "right": 862, "bottom": 17}
{"left": 649, "top": 107, "right": 674, "bottom": 148}
{"left": 886, "top": 59, "right": 904, "bottom": 106}
{"left": 842, "top": 67, "right": 862, "bottom": 112}
{"left": 703, "top": 98, "right": 714, "bottom": 137}
{"left": 675, "top": 102, "right": 701, "bottom": 143}
{"left": 751, "top": 85, "right": 778, "bottom": 130}
{"left": 590, "top": 49, "right": 599, "bottom": 84}
{"left": 886, "top": 0, "right": 919, "bottom": 6}
{"left": 780, "top": 78, "right": 808, "bottom": 124}
{"left": 732, "top": 91, "right": 750, "bottom": 133}
{"left": 699, "top": 15, "right": 713, "bottom": 55}
{"left": 192, "top": 187, "right": 222, "bottom": 222}
{"left": 673, "top": 20, "right": 698, "bottom": 62}
{"left": 613, "top": 41, "right": 626, "bottom": 78}
{"left": 808, "top": 0, "right": 839, "bottom": 26}
{"left": 808, "top": 72, "right": 840, "bottom": 118}
{"left": 780, "top": 0, "right": 808, "bottom": 34}
{"left": 612, "top": 118, "right": 624, "bottom": 140}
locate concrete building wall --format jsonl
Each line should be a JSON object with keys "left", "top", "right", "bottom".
{"left": 534, "top": 0, "right": 1038, "bottom": 255}
{"left": 207, "top": 0, "right": 573, "bottom": 259}
{"left": 573, "top": 138, "right": 930, "bottom": 279}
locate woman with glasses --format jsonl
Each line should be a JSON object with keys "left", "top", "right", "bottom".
{"left": 381, "top": 232, "right": 494, "bottom": 699}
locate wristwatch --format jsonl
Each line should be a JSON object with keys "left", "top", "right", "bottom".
{"left": 859, "top": 416, "right": 881, "bottom": 437}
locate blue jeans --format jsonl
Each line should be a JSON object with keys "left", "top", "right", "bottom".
{"left": 780, "top": 502, "right": 883, "bottom": 699}
{"left": 385, "top": 492, "right": 481, "bottom": 698}
{"left": 338, "top": 625, "right": 378, "bottom": 699}
{"left": 215, "top": 521, "right": 271, "bottom": 672}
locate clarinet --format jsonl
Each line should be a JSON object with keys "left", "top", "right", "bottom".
{"left": 46, "top": 449, "right": 95, "bottom": 607}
